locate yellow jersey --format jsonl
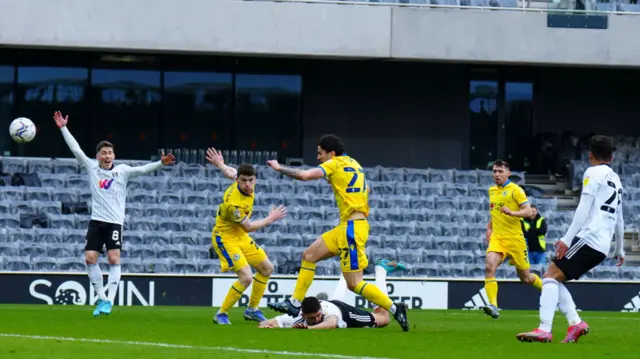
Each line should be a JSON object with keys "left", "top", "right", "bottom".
{"left": 488, "top": 180, "right": 529, "bottom": 241}
{"left": 318, "top": 155, "right": 369, "bottom": 223}
{"left": 213, "top": 182, "right": 255, "bottom": 240}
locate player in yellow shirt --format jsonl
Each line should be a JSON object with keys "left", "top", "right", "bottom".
{"left": 205, "top": 148, "right": 287, "bottom": 325}
{"left": 483, "top": 159, "right": 543, "bottom": 319}
{"left": 265, "top": 134, "right": 409, "bottom": 332}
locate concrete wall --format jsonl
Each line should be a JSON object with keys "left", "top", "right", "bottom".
{"left": 2, "top": 0, "right": 640, "bottom": 67}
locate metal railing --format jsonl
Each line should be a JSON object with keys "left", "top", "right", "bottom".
{"left": 243, "top": 0, "right": 640, "bottom": 15}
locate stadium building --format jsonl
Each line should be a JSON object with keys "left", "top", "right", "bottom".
{"left": 1, "top": 0, "right": 639, "bottom": 315}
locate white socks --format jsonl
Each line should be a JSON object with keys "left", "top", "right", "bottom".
{"left": 331, "top": 276, "right": 348, "bottom": 302}
{"left": 107, "top": 264, "right": 121, "bottom": 303}
{"left": 538, "top": 278, "right": 559, "bottom": 333}
{"left": 87, "top": 264, "right": 108, "bottom": 301}
{"left": 558, "top": 282, "right": 582, "bottom": 326}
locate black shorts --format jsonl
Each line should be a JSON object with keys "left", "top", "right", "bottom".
{"left": 329, "top": 300, "right": 377, "bottom": 328}
{"left": 552, "top": 236, "right": 606, "bottom": 281}
{"left": 85, "top": 220, "right": 123, "bottom": 253}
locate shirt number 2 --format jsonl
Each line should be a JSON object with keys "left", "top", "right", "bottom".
{"left": 343, "top": 167, "right": 366, "bottom": 193}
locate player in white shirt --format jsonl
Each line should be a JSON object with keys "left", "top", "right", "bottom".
{"left": 517, "top": 135, "right": 625, "bottom": 344}
{"left": 53, "top": 111, "right": 175, "bottom": 317}
{"left": 258, "top": 259, "right": 406, "bottom": 330}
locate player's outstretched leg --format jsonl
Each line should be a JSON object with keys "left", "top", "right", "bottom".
{"left": 516, "top": 277, "right": 559, "bottom": 343}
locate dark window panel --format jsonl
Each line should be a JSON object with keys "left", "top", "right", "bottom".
{"left": 91, "top": 69, "right": 161, "bottom": 160}
{"left": 234, "top": 74, "right": 302, "bottom": 160}
{"left": 469, "top": 80, "right": 498, "bottom": 169}
{"left": 163, "top": 71, "right": 233, "bottom": 154}
{"left": 16, "top": 67, "right": 88, "bottom": 158}
{"left": 0, "top": 66, "right": 14, "bottom": 156}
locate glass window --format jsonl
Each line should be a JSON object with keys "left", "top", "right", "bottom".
{"left": 0, "top": 66, "right": 14, "bottom": 156}
{"left": 469, "top": 80, "right": 498, "bottom": 169}
{"left": 91, "top": 69, "right": 161, "bottom": 160}
{"left": 17, "top": 67, "right": 88, "bottom": 158}
{"left": 235, "top": 74, "right": 302, "bottom": 160}
{"left": 505, "top": 82, "right": 534, "bottom": 172}
{"left": 163, "top": 71, "right": 233, "bottom": 152}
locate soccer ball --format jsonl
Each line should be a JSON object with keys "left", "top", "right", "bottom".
{"left": 9, "top": 117, "right": 36, "bottom": 143}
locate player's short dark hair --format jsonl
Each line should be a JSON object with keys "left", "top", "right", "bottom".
{"left": 237, "top": 164, "right": 256, "bottom": 178}
{"left": 318, "top": 134, "right": 345, "bottom": 156}
{"left": 493, "top": 159, "right": 510, "bottom": 170}
{"left": 589, "top": 135, "right": 615, "bottom": 162}
{"left": 530, "top": 204, "right": 537, "bottom": 210}
{"left": 301, "top": 297, "right": 322, "bottom": 314}
{"left": 96, "top": 141, "right": 114, "bottom": 153}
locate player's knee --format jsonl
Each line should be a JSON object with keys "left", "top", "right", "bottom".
{"left": 107, "top": 254, "right": 120, "bottom": 265}
{"left": 519, "top": 273, "right": 533, "bottom": 284}
{"left": 301, "top": 249, "right": 318, "bottom": 263}
{"left": 484, "top": 262, "right": 497, "bottom": 276}
{"left": 85, "top": 252, "right": 98, "bottom": 265}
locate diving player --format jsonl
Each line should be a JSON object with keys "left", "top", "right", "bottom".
{"left": 259, "top": 259, "right": 407, "bottom": 329}
{"left": 206, "top": 147, "right": 287, "bottom": 324}
{"left": 265, "top": 134, "right": 410, "bottom": 332}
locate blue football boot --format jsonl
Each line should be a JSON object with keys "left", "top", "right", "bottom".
{"left": 213, "top": 312, "right": 232, "bottom": 325}
{"left": 268, "top": 299, "right": 300, "bottom": 317}
{"left": 243, "top": 309, "right": 267, "bottom": 322}
{"left": 92, "top": 299, "right": 109, "bottom": 317}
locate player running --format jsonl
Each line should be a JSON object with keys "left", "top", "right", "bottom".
{"left": 265, "top": 134, "right": 410, "bottom": 332}
{"left": 53, "top": 111, "right": 175, "bottom": 317}
{"left": 259, "top": 259, "right": 407, "bottom": 329}
{"left": 517, "top": 136, "right": 625, "bottom": 343}
{"left": 483, "top": 159, "right": 543, "bottom": 319}
{"left": 206, "top": 147, "right": 287, "bottom": 324}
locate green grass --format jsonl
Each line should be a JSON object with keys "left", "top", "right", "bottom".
{"left": 0, "top": 305, "right": 636, "bottom": 359}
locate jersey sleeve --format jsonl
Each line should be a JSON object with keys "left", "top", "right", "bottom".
{"left": 581, "top": 168, "right": 600, "bottom": 195}
{"left": 275, "top": 314, "right": 301, "bottom": 328}
{"left": 318, "top": 159, "right": 337, "bottom": 177}
{"left": 513, "top": 186, "right": 529, "bottom": 206}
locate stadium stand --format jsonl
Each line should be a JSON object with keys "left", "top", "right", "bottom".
{"left": 1, "top": 154, "right": 639, "bottom": 280}
{"left": 247, "top": 0, "right": 637, "bottom": 13}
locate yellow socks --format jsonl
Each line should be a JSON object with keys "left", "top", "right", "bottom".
{"left": 531, "top": 273, "right": 543, "bottom": 291}
{"left": 292, "top": 260, "right": 316, "bottom": 302}
{"left": 249, "top": 273, "right": 269, "bottom": 309}
{"left": 485, "top": 277, "right": 498, "bottom": 307}
{"left": 354, "top": 281, "right": 393, "bottom": 311}
{"left": 219, "top": 280, "right": 246, "bottom": 313}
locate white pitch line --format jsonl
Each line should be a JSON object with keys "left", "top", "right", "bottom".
{"left": 0, "top": 333, "right": 397, "bottom": 359}
{"left": 448, "top": 312, "right": 640, "bottom": 320}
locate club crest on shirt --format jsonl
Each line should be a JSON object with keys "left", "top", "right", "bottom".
{"left": 233, "top": 254, "right": 241, "bottom": 261}
{"left": 502, "top": 191, "right": 508, "bottom": 196}
{"left": 232, "top": 208, "right": 242, "bottom": 221}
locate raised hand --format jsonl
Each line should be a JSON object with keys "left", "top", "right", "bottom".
{"left": 268, "top": 205, "right": 287, "bottom": 222}
{"left": 267, "top": 159, "right": 281, "bottom": 171}
{"left": 53, "top": 111, "right": 68, "bottom": 129}
{"left": 206, "top": 147, "right": 225, "bottom": 167}
{"left": 160, "top": 150, "right": 175, "bottom": 166}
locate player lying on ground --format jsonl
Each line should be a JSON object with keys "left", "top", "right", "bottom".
{"left": 266, "top": 134, "right": 410, "bottom": 332}
{"left": 206, "top": 147, "right": 287, "bottom": 324}
{"left": 517, "top": 135, "right": 625, "bottom": 343}
{"left": 54, "top": 111, "right": 175, "bottom": 317}
{"left": 258, "top": 259, "right": 407, "bottom": 329}
{"left": 483, "top": 160, "right": 542, "bottom": 319}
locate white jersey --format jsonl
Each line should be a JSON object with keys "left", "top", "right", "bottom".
{"left": 275, "top": 300, "right": 348, "bottom": 329}
{"left": 61, "top": 127, "right": 163, "bottom": 226}
{"left": 576, "top": 164, "right": 623, "bottom": 255}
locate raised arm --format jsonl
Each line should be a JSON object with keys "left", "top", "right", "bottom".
{"left": 500, "top": 186, "right": 533, "bottom": 218}
{"left": 206, "top": 147, "right": 237, "bottom": 180}
{"left": 267, "top": 160, "right": 325, "bottom": 181}
{"left": 122, "top": 151, "right": 174, "bottom": 179}
{"left": 54, "top": 111, "right": 93, "bottom": 168}
{"left": 239, "top": 205, "right": 287, "bottom": 233}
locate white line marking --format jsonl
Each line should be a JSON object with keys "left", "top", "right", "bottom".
{"left": 0, "top": 333, "right": 397, "bottom": 359}
{"left": 449, "top": 312, "right": 640, "bottom": 321}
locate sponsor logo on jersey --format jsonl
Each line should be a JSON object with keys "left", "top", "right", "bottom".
{"left": 99, "top": 178, "right": 114, "bottom": 189}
